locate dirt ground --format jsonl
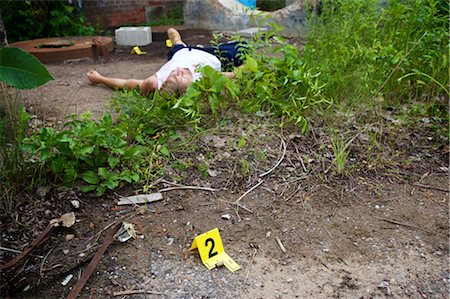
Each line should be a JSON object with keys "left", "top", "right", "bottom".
{"left": 1, "top": 29, "right": 449, "bottom": 299}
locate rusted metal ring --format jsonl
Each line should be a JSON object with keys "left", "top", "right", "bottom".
{"left": 11, "top": 36, "right": 113, "bottom": 63}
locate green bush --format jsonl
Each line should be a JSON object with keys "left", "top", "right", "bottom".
{"left": 1, "top": 0, "right": 95, "bottom": 42}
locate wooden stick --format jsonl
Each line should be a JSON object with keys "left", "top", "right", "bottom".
{"left": 413, "top": 183, "right": 449, "bottom": 193}
{"left": 113, "top": 289, "right": 163, "bottom": 296}
{"left": 244, "top": 249, "right": 258, "bottom": 285}
{"left": 375, "top": 217, "right": 433, "bottom": 234}
{"left": 158, "top": 186, "right": 217, "bottom": 192}
{"left": 275, "top": 237, "right": 287, "bottom": 253}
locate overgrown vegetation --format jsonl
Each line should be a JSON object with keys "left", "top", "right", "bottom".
{"left": 0, "top": 0, "right": 447, "bottom": 204}
{"left": 0, "top": 0, "right": 95, "bottom": 42}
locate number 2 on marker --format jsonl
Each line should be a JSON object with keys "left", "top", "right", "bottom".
{"left": 205, "top": 238, "right": 218, "bottom": 258}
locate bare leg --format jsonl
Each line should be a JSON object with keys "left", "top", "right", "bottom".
{"left": 87, "top": 70, "right": 157, "bottom": 94}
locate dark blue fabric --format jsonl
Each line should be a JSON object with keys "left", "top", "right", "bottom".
{"left": 167, "top": 41, "right": 248, "bottom": 70}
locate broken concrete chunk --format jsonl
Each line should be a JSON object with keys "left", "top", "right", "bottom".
{"left": 117, "top": 193, "right": 163, "bottom": 205}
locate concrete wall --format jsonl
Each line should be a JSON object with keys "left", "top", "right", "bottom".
{"left": 183, "top": 0, "right": 315, "bottom": 37}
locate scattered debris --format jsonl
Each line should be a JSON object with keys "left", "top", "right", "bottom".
{"left": 117, "top": 193, "right": 163, "bottom": 205}
{"left": 61, "top": 274, "right": 74, "bottom": 286}
{"left": 1, "top": 212, "right": 76, "bottom": 270}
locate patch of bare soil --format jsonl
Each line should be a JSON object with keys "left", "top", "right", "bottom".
{"left": 1, "top": 30, "right": 449, "bottom": 299}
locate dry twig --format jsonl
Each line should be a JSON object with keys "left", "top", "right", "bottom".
{"left": 413, "top": 183, "right": 449, "bottom": 193}
{"left": 234, "top": 180, "right": 264, "bottom": 205}
{"left": 158, "top": 186, "right": 217, "bottom": 193}
{"left": 113, "top": 289, "right": 163, "bottom": 296}
{"left": 259, "top": 136, "right": 286, "bottom": 178}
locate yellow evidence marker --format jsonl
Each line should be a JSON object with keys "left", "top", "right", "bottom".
{"left": 189, "top": 228, "right": 241, "bottom": 272}
{"left": 166, "top": 39, "right": 173, "bottom": 48}
{"left": 131, "top": 46, "right": 146, "bottom": 55}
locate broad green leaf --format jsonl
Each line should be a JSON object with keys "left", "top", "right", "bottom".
{"left": 81, "top": 185, "right": 96, "bottom": 193}
{"left": 82, "top": 170, "right": 100, "bottom": 184}
{"left": 0, "top": 47, "right": 54, "bottom": 89}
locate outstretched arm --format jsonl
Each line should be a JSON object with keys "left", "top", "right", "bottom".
{"left": 222, "top": 64, "right": 245, "bottom": 79}
{"left": 87, "top": 70, "right": 157, "bottom": 94}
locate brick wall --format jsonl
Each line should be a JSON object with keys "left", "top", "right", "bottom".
{"left": 84, "top": 0, "right": 182, "bottom": 28}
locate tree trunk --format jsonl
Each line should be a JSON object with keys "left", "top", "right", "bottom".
{"left": 0, "top": 9, "right": 8, "bottom": 47}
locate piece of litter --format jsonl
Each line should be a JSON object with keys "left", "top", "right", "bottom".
{"left": 65, "top": 234, "right": 75, "bottom": 241}
{"left": 221, "top": 213, "right": 231, "bottom": 220}
{"left": 131, "top": 46, "right": 146, "bottom": 55}
{"left": 61, "top": 274, "right": 74, "bottom": 286}
{"left": 114, "top": 222, "right": 141, "bottom": 242}
{"left": 117, "top": 193, "right": 163, "bottom": 205}
{"left": 167, "top": 238, "right": 174, "bottom": 246}
{"left": 23, "top": 285, "right": 31, "bottom": 292}
{"left": 207, "top": 169, "right": 218, "bottom": 177}
{"left": 266, "top": 231, "right": 272, "bottom": 238}
{"left": 70, "top": 200, "right": 80, "bottom": 209}
{"left": 63, "top": 249, "right": 69, "bottom": 254}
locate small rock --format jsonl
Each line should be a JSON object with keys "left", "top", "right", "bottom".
{"left": 36, "top": 186, "right": 51, "bottom": 197}
{"left": 63, "top": 249, "right": 69, "bottom": 254}
{"left": 65, "top": 234, "right": 75, "bottom": 241}
{"left": 70, "top": 200, "right": 80, "bottom": 209}
{"left": 286, "top": 278, "right": 293, "bottom": 283}
{"left": 221, "top": 213, "right": 231, "bottom": 220}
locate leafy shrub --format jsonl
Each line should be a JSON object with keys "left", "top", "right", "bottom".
{"left": 21, "top": 112, "right": 143, "bottom": 195}
{"left": 1, "top": 0, "right": 95, "bottom": 42}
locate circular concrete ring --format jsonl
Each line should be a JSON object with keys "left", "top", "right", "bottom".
{"left": 11, "top": 36, "right": 113, "bottom": 63}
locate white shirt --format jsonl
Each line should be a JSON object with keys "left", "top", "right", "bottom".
{"left": 155, "top": 48, "right": 222, "bottom": 90}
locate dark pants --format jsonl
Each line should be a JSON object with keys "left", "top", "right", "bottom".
{"left": 167, "top": 41, "right": 248, "bottom": 71}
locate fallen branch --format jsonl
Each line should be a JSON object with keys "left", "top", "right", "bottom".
{"left": 67, "top": 222, "right": 122, "bottom": 299}
{"left": 375, "top": 217, "right": 433, "bottom": 234}
{"left": 259, "top": 136, "right": 286, "bottom": 178}
{"left": 113, "top": 289, "right": 163, "bottom": 296}
{"left": 1, "top": 222, "right": 54, "bottom": 270}
{"left": 234, "top": 180, "right": 264, "bottom": 205}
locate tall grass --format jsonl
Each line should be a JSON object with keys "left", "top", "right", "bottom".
{"left": 302, "top": 0, "right": 449, "bottom": 105}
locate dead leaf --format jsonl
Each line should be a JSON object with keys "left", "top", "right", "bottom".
{"left": 60, "top": 212, "right": 76, "bottom": 228}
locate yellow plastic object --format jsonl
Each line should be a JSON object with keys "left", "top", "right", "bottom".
{"left": 166, "top": 39, "right": 173, "bottom": 48}
{"left": 189, "top": 228, "right": 241, "bottom": 272}
{"left": 131, "top": 46, "right": 146, "bottom": 55}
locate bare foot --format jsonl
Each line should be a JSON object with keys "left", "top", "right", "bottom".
{"left": 87, "top": 70, "right": 103, "bottom": 85}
